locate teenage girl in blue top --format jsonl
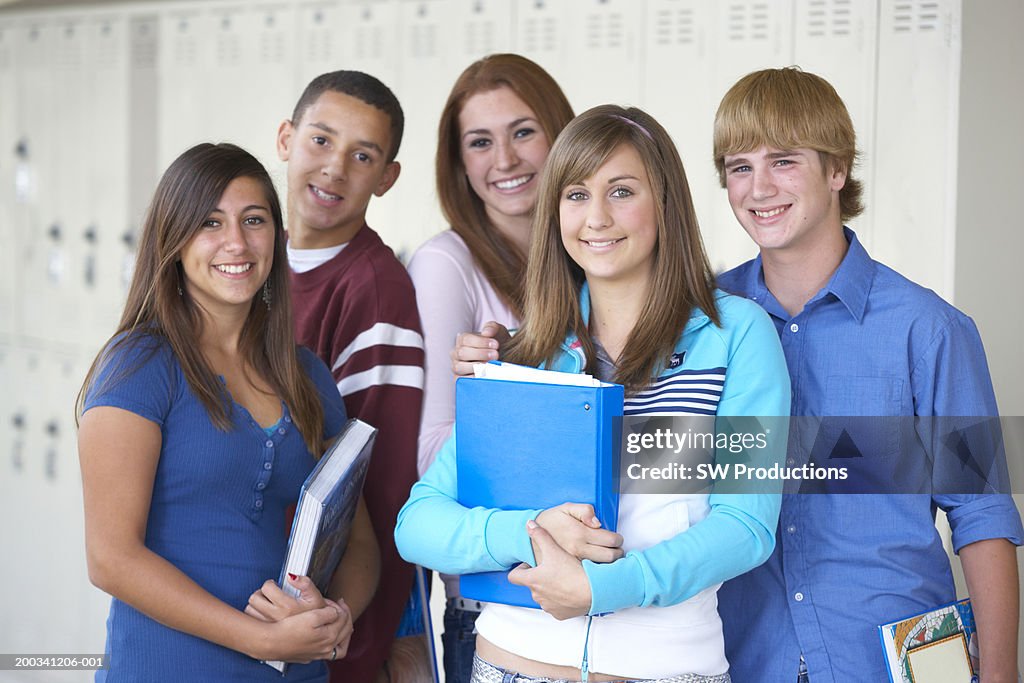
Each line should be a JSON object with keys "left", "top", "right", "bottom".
{"left": 396, "top": 106, "right": 790, "bottom": 681}
{"left": 77, "top": 143, "right": 378, "bottom": 681}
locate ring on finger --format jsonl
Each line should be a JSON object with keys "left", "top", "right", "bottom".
{"left": 330, "top": 646, "right": 337, "bottom": 661}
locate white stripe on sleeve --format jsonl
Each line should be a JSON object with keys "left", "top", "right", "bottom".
{"left": 332, "top": 322, "right": 425, "bottom": 372}
{"left": 336, "top": 365, "right": 426, "bottom": 397}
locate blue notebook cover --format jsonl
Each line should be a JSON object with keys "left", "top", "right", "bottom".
{"left": 455, "top": 375, "right": 624, "bottom": 608}
{"left": 265, "top": 418, "right": 376, "bottom": 673}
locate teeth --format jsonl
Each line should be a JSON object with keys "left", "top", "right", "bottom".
{"left": 311, "top": 186, "right": 341, "bottom": 201}
{"left": 753, "top": 207, "right": 786, "bottom": 218}
{"left": 495, "top": 175, "right": 531, "bottom": 190}
{"left": 216, "top": 263, "right": 252, "bottom": 274}
{"left": 585, "top": 239, "right": 622, "bottom": 248}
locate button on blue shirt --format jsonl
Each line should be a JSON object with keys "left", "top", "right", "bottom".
{"left": 716, "top": 228, "right": 1023, "bottom": 682}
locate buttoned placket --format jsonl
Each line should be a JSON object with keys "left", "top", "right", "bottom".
{"left": 249, "top": 413, "right": 292, "bottom": 520}
{"left": 759, "top": 289, "right": 834, "bottom": 682}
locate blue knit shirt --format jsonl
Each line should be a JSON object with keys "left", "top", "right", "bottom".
{"left": 84, "top": 333, "right": 347, "bottom": 682}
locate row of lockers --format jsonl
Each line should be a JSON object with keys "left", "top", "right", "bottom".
{"left": 0, "top": 0, "right": 962, "bottom": 354}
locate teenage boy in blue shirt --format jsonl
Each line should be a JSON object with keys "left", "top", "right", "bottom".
{"left": 712, "top": 66, "right": 1022, "bottom": 683}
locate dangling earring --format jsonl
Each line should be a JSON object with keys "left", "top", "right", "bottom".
{"left": 177, "top": 284, "right": 183, "bottom": 297}
{"left": 262, "top": 280, "right": 272, "bottom": 309}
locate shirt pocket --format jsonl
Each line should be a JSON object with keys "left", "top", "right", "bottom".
{"left": 811, "top": 376, "right": 907, "bottom": 489}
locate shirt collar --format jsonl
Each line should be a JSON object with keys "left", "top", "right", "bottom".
{"left": 824, "top": 227, "right": 874, "bottom": 323}
{"left": 743, "top": 226, "right": 874, "bottom": 323}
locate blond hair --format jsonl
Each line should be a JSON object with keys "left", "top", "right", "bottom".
{"left": 713, "top": 66, "right": 864, "bottom": 221}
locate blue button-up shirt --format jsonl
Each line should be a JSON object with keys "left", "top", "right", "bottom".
{"left": 716, "top": 228, "right": 1023, "bottom": 682}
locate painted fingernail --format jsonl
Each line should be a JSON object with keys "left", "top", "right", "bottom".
{"left": 287, "top": 573, "right": 298, "bottom": 581}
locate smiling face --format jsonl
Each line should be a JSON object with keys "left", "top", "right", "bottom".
{"left": 277, "top": 90, "right": 400, "bottom": 249}
{"left": 559, "top": 143, "right": 658, "bottom": 292}
{"left": 179, "top": 175, "right": 275, "bottom": 320}
{"left": 723, "top": 146, "right": 846, "bottom": 256}
{"left": 458, "top": 86, "right": 552, "bottom": 244}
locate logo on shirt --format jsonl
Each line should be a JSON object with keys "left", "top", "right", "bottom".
{"left": 668, "top": 352, "right": 686, "bottom": 369}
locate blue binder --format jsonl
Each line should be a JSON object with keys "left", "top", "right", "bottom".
{"left": 455, "top": 375, "right": 624, "bottom": 608}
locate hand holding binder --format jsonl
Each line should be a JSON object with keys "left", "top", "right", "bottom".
{"left": 533, "top": 503, "right": 624, "bottom": 564}
{"left": 508, "top": 520, "right": 593, "bottom": 620}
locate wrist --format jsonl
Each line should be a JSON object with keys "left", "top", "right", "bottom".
{"left": 238, "top": 616, "right": 274, "bottom": 660}
{"left": 979, "top": 668, "right": 1019, "bottom": 683}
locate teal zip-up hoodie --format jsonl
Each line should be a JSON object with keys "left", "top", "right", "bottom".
{"left": 395, "top": 285, "right": 790, "bottom": 619}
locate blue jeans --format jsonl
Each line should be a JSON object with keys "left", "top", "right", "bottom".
{"left": 470, "top": 655, "right": 731, "bottom": 683}
{"left": 797, "top": 657, "right": 809, "bottom": 683}
{"left": 442, "top": 604, "right": 480, "bottom": 683}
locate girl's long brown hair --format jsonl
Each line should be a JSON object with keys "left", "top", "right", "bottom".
{"left": 505, "top": 106, "right": 720, "bottom": 393}
{"left": 436, "top": 53, "right": 574, "bottom": 317}
{"left": 77, "top": 143, "right": 326, "bottom": 455}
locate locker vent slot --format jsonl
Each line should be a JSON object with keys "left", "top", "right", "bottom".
{"left": 727, "top": 3, "right": 770, "bottom": 42}
{"left": 654, "top": 8, "right": 695, "bottom": 47}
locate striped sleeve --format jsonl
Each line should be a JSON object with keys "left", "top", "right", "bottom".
{"left": 332, "top": 321, "right": 425, "bottom": 397}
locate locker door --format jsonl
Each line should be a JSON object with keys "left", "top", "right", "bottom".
{"left": 0, "top": 21, "right": 15, "bottom": 340}
{"left": 512, "top": 0, "right": 564, "bottom": 83}
{"left": 158, "top": 6, "right": 211, "bottom": 166}
{"left": 873, "top": 0, "right": 960, "bottom": 299}
{"left": 37, "top": 350, "right": 89, "bottom": 654}
{"left": 344, "top": 0, "right": 400, "bottom": 83}
{"left": 557, "top": 0, "right": 641, "bottom": 112}
{"left": 159, "top": 3, "right": 296, "bottom": 182}
{"left": 643, "top": 1, "right": 718, "bottom": 267}
{"left": 122, "top": 13, "right": 161, "bottom": 305}
{"left": 4, "top": 347, "right": 45, "bottom": 653}
{"left": 295, "top": 2, "right": 347, "bottom": 94}
{"left": 213, "top": 4, "right": 297, "bottom": 166}
{"left": 84, "top": 14, "right": 132, "bottom": 347}
{"left": 452, "top": 0, "right": 513, "bottom": 62}
{"left": 705, "top": 0, "right": 796, "bottom": 272}
{"left": 50, "top": 18, "right": 92, "bottom": 346}
{"left": 391, "top": 0, "right": 452, "bottom": 258}
{"left": 793, "top": 0, "right": 878, "bottom": 247}
{"left": 16, "top": 20, "right": 76, "bottom": 347}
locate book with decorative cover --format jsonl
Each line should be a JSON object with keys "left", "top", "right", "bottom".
{"left": 878, "top": 598, "right": 978, "bottom": 683}
{"left": 265, "top": 418, "right": 377, "bottom": 673}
